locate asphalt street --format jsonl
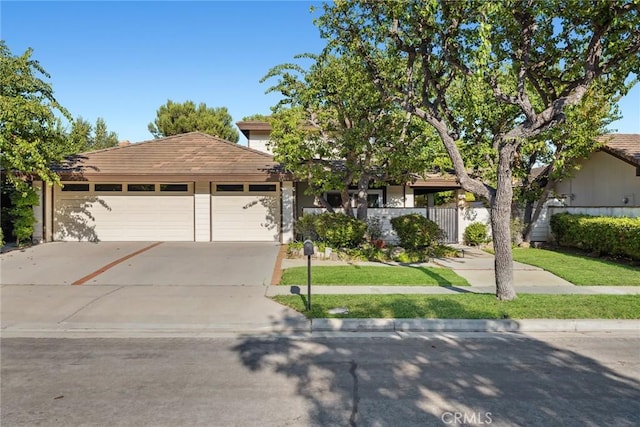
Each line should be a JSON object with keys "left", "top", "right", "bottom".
{"left": 2, "top": 332, "right": 639, "bottom": 426}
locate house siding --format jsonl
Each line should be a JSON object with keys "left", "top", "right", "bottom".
{"left": 555, "top": 151, "right": 639, "bottom": 206}
{"left": 194, "top": 181, "right": 211, "bottom": 242}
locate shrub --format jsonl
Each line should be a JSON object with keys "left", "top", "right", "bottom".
{"left": 314, "top": 212, "right": 367, "bottom": 248}
{"left": 550, "top": 213, "right": 640, "bottom": 260}
{"left": 295, "top": 214, "right": 319, "bottom": 241}
{"left": 463, "top": 222, "right": 488, "bottom": 246}
{"left": 9, "top": 184, "right": 39, "bottom": 246}
{"left": 0, "top": 226, "right": 3, "bottom": 247}
{"left": 366, "top": 216, "right": 383, "bottom": 241}
{"left": 390, "top": 214, "right": 445, "bottom": 249}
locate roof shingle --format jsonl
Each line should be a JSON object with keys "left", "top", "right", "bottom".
{"left": 57, "top": 132, "right": 285, "bottom": 181}
{"left": 600, "top": 134, "right": 640, "bottom": 167}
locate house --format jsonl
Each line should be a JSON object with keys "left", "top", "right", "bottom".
{"left": 529, "top": 133, "right": 640, "bottom": 242}
{"left": 33, "top": 132, "right": 296, "bottom": 243}
{"left": 235, "top": 120, "right": 462, "bottom": 218}
{"left": 553, "top": 134, "right": 640, "bottom": 207}
{"left": 32, "top": 122, "right": 463, "bottom": 244}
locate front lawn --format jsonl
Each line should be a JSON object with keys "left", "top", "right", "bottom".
{"left": 272, "top": 294, "right": 640, "bottom": 319}
{"left": 511, "top": 248, "right": 640, "bottom": 286}
{"left": 279, "top": 265, "right": 469, "bottom": 286}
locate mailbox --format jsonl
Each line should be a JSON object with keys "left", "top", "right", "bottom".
{"left": 303, "top": 240, "right": 315, "bottom": 256}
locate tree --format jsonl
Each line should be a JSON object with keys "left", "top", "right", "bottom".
{"left": 69, "top": 116, "right": 119, "bottom": 152}
{"left": 317, "top": 0, "right": 640, "bottom": 300}
{"left": 0, "top": 41, "right": 73, "bottom": 185}
{"left": 148, "top": 100, "right": 239, "bottom": 142}
{"left": 241, "top": 113, "right": 271, "bottom": 121}
{"left": 0, "top": 41, "right": 75, "bottom": 244}
{"left": 264, "top": 53, "right": 443, "bottom": 220}
{"left": 516, "top": 84, "right": 621, "bottom": 242}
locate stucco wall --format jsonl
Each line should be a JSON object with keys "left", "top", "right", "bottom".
{"left": 246, "top": 130, "right": 272, "bottom": 155}
{"left": 554, "top": 151, "right": 639, "bottom": 206}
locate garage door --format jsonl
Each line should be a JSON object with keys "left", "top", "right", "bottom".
{"left": 211, "top": 183, "right": 280, "bottom": 242}
{"left": 54, "top": 183, "right": 195, "bottom": 241}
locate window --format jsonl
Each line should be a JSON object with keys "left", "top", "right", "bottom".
{"left": 160, "top": 184, "right": 188, "bottom": 192}
{"left": 127, "top": 184, "right": 155, "bottom": 192}
{"left": 61, "top": 183, "right": 90, "bottom": 192}
{"left": 325, "top": 190, "right": 383, "bottom": 208}
{"left": 216, "top": 184, "right": 244, "bottom": 192}
{"left": 248, "top": 184, "right": 276, "bottom": 192}
{"left": 94, "top": 183, "right": 122, "bottom": 192}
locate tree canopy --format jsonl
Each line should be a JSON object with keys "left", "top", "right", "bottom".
{"left": 0, "top": 41, "right": 73, "bottom": 185}
{"left": 317, "top": 0, "right": 640, "bottom": 299}
{"left": 264, "top": 53, "right": 445, "bottom": 219}
{"left": 148, "top": 100, "right": 239, "bottom": 142}
{"left": 69, "top": 116, "right": 120, "bottom": 152}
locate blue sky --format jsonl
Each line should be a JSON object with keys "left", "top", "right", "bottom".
{"left": 2, "top": 1, "right": 639, "bottom": 146}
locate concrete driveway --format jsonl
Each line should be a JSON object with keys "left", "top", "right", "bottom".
{"left": 1, "top": 242, "right": 309, "bottom": 334}
{"left": 1, "top": 242, "right": 279, "bottom": 286}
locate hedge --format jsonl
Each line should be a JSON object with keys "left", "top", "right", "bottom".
{"left": 550, "top": 213, "right": 640, "bottom": 260}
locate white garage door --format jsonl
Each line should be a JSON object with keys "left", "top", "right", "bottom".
{"left": 211, "top": 183, "right": 280, "bottom": 242}
{"left": 54, "top": 183, "right": 195, "bottom": 241}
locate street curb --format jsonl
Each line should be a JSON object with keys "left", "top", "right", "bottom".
{"left": 311, "top": 318, "right": 640, "bottom": 333}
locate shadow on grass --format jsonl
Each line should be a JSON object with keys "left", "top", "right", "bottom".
{"left": 406, "top": 266, "right": 468, "bottom": 287}
{"left": 233, "top": 308, "right": 640, "bottom": 425}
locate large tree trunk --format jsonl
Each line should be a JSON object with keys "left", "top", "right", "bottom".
{"left": 341, "top": 189, "right": 354, "bottom": 217}
{"left": 355, "top": 175, "right": 369, "bottom": 221}
{"left": 491, "top": 144, "right": 518, "bottom": 301}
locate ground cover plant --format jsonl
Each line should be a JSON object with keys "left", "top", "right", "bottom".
{"left": 272, "top": 294, "right": 640, "bottom": 319}
{"left": 279, "top": 265, "right": 469, "bottom": 286}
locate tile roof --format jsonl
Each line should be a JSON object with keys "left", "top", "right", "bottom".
{"left": 57, "top": 132, "right": 285, "bottom": 181}
{"left": 599, "top": 134, "right": 640, "bottom": 167}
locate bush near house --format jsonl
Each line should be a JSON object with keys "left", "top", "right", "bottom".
{"left": 296, "top": 212, "right": 367, "bottom": 248}
{"left": 390, "top": 214, "right": 445, "bottom": 249}
{"left": 463, "top": 222, "right": 488, "bottom": 246}
{"left": 550, "top": 213, "right": 640, "bottom": 260}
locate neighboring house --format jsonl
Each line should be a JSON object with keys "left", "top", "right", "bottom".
{"left": 529, "top": 133, "right": 640, "bottom": 242}
{"left": 33, "top": 132, "right": 295, "bottom": 243}
{"left": 554, "top": 134, "right": 640, "bottom": 207}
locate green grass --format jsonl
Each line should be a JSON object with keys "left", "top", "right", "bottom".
{"left": 511, "top": 248, "right": 640, "bottom": 286}
{"left": 272, "top": 294, "right": 640, "bottom": 319}
{"left": 279, "top": 265, "right": 469, "bottom": 286}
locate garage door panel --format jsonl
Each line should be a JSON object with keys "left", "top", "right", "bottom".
{"left": 55, "top": 195, "right": 194, "bottom": 241}
{"left": 212, "top": 194, "right": 279, "bottom": 242}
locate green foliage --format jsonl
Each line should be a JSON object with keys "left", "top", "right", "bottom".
{"left": 550, "top": 213, "right": 640, "bottom": 260}
{"left": 0, "top": 41, "right": 73, "bottom": 185}
{"left": 390, "top": 214, "right": 445, "bottom": 250}
{"left": 241, "top": 114, "right": 270, "bottom": 121}
{"left": 295, "top": 214, "right": 319, "bottom": 241}
{"left": 8, "top": 183, "right": 39, "bottom": 245}
{"left": 69, "top": 116, "right": 119, "bottom": 152}
{"left": 0, "top": 225, "right": 4, "bottom": 246}
{"left": 148, "top": 100, "right": 239, "bottom": 142}
{"left": 264, "top": 53, "right": 445, "bottom": 217}
{"left": 314, "top": 213, "right": 367, "bottom": 248}
{"left": 463, "top": 222, "right": 488, "bottom": 246}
